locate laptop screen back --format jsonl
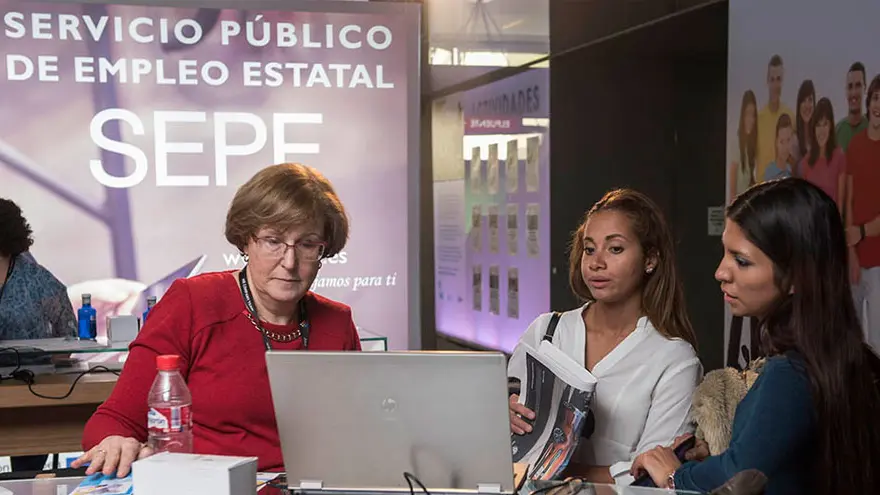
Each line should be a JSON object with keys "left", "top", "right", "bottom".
{"left": 265, "top": 350, "right": 515, "bottom": 493}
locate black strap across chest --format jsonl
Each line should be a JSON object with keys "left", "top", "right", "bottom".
{"left": 238, "top": 265, "right": 310, "bottom": 351}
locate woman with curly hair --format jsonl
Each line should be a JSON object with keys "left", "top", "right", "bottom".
{"left": 1, "top": 197, "right": 76, "bottom": 472}
{"left": 0, "top": 197, "right": 76, "bottom": 341}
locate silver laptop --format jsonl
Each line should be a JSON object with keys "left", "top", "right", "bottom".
{"left": 265, "top": 350, "right": 515, "bottom": 494}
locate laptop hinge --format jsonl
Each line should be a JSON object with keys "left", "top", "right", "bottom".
{"left": 477, "top": 483, "right": 503, "bottom": 494}
{"left": 298, "top": 480, "right": 325, "bottom": 490}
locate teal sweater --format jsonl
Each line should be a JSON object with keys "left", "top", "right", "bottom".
{"left": 674, "top": 354, "right": 817, "bottom": 494}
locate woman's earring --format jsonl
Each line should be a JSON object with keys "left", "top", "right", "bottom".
{"left": 317, "top": 261, "right": 323, "bottom": 269}
{"left": 646, "top": 266, "right": 654, "bottom": 274}
{"left": 241, "top": 252, "right": 249, "bottom": 264}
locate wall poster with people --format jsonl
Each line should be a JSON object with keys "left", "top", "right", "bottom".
{"left": 0, "top": 0, "right": 420, "bottom": 350}
{"left": 726, "top": 0, "right": 880, "bottom": 367}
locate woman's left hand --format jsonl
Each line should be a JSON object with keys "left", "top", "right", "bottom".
{"left": 631, "top": 446, "right": 682, "bottom": 488}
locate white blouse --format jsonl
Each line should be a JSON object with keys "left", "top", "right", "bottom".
{"left": 507, "top": 303, "right": 702, "bottom": 485}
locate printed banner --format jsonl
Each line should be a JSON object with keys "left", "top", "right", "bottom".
{"left": 726, "top": 0, "right": 880, "bottom": 363}
{"left": 0, "top": 0, "right": 419, "bottom": 349}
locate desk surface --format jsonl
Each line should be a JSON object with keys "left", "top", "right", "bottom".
{"left": 0, "top": 372, "right": 119, "bottom": 456}
{"left": 0, "top": 337, "right": 130, "bottom": 354}
{"left": 0, "top": 477, "right": 86, "bottom": 495}
{"left": 0, "top": 477, "right": 700, "bottom": 495}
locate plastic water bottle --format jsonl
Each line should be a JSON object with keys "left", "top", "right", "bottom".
{"left": 142, "top": 296, "right": 157, "bottom": 325}
{"left": 147, "top": 355, "right": 193, "bottom": 453}
{"left": 77, "top": 293, "right": 97, "bottom": 340}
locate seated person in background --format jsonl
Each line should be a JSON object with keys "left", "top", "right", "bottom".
{"left": 0, "top": 198, "right": 76, "bottom": 473}
{"left": 72, "top": 163, "right": 362, "bottom": 477}
{"left": 508, "top": 189, "right": 702, "bottom": 485}
{"left": 633, "top": 178, "right": 880, "bottom": 495}
{"left": 0, "top": 198, "right": 76, "bottom": 341}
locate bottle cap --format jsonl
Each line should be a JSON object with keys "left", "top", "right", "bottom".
{"left": 156, "top": 355, "right": 180, "bottom": 371}
{"left": 82, "top": 293, "right": 91, "bottom": 304}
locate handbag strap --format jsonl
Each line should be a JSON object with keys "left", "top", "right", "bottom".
{"left": 542, "top": 311, "right": 562, "bottom": 342}
{"left": 541, "top": 310, "right": 596, "bottom": 439}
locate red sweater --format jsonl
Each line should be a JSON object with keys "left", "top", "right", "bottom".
{"left": 81, "top": 271, "right": 361, "bottom": 471}
{"left": 848, "top": 131, "right": 880, "bottom": 268}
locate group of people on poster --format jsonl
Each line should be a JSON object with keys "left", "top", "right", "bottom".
{"left": 730, "top": 55, "right": 880, "bottom": 354}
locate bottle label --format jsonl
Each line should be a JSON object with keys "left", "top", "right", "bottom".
{"left": 148, "top": 405, "right": 192, "bottom": 434}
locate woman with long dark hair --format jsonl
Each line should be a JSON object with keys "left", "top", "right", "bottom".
{"left": 793, "top": 80, "right": 816, "bottom": 163}
{"left": 632, "top": 178, "right": 880, "bottom": 494}
{"left": 728, "top": 90, "right": 758, "bottom": 201}
{"left": 801, "top": 97, "right": 846, "bottom": 214}
{"left": 727, "top": 90, "right": 761, "bottom": 369}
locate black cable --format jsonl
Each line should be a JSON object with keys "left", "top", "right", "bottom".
{"left": 270, "top": 471, "right": 431, "bottom": 495}
{"left": 0, "top": 346, "right": 23, "bottom": 379}
{"left": 529, "top": 481, "right": 567, "bottom": 495}
{"left": 262, "top": 473, "right": 290, "bottom": 494}
{"left": 1, "top": 347, "right": 120, "bottom": 399}
{"left": 264, "top": 481, "right": 291, "bottom": 494}
{"left": 403, "top": 472, "right": 431, "bottom": 495}
{"left": 26, "top": 365, "right": 120, "bottom": 400}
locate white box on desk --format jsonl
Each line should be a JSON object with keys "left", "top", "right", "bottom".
{"left": 132, "top": 452, "right": 258, "bottom": 495}
{"left": 107, "top": 315, "right": 139, "bottom": 342}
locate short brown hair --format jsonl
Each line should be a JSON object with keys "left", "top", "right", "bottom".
{"left": 568, "top": 189, "right": 697, "bottom": 348}
{"left": 867, "top": 73, "right": 880, "bottom": 116}
{"left": 225, "top": 163, "right": 349, "bottom": 257}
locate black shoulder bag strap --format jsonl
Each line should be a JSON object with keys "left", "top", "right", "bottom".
{"left": 541, "top": 310, "right": 596, "bottom": 439}
{"left": 509, "top": 312, "right": 562, "bottom": 397}
{"left": 542, "top": 311, "right": 562, "bottom": 343}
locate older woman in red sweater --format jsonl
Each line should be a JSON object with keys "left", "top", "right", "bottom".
{"left": 72, "top": 163, "right": 361, "bottom": 477}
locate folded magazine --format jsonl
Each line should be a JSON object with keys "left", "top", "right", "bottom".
{"left": 71, "top": 473, "right": 133, "bottom": 495}
{"left": 511, "top": 340, "right": 597, "bottom": 481}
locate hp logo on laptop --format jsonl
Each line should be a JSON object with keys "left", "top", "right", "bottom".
{"left": 381, "top": 398, "right": 398, "bottom": 413}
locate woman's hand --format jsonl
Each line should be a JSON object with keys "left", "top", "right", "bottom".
{"left": 631, "top": 446, "right": 681, "bottom": 488}
{"left": 508, "top": 394, "right": 535, "bottom": 435}
{"left": 71, "top": 436, "right": 154, "bottom": 477}
{"left": 675, "top": 434, "right": 710, "bottom": 462}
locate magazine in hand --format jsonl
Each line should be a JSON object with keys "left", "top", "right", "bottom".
{"left": 511, "top": 340, "right": 597, "bottom": 481}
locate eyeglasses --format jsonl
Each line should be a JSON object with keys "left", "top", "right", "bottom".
{"left": 255, "top": 237, "right": 326, "bottom": 261}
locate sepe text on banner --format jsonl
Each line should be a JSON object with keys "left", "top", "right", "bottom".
{"left": 86, "top": 109, "right": 325, "bottom": 188}
{"left": 0, "top": 0, "right": 420, "bottom": 349}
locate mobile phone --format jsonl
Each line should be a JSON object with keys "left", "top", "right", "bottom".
{"left": 673, "top": 435, "right": 697, "bottom": 459}
{"left": 631, "top": 436, "right": 697, "bottom": 487}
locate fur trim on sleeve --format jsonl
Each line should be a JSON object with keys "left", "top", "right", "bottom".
{"left": 692, "top": 359, "right": 764, "bottom": 455}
